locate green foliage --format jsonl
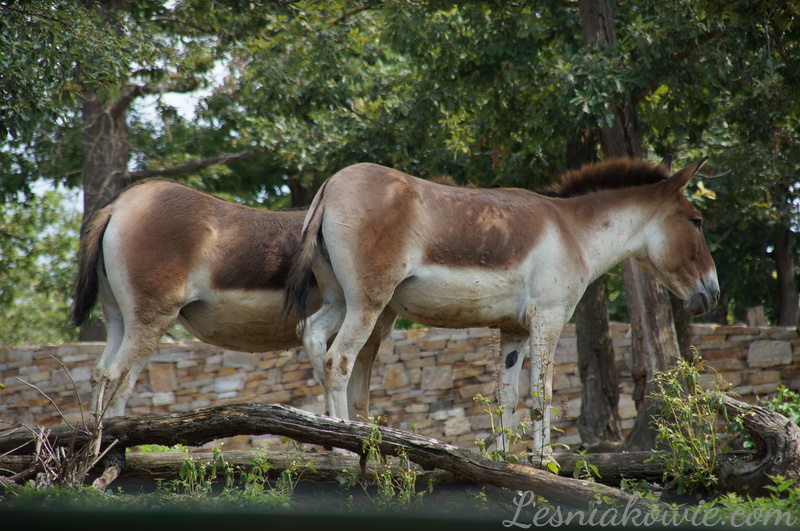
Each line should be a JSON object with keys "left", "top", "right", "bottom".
{"left": 648, "top": 355, "right": 731, "bottom": 495}
{"left": 696, "top": 476, "right": 800, "bottom": 526}
{"left": 131, "top": 444, "right": 189, "bottom": 454}
{"left": 0, "top": 3, "right": 142, "bottom": 139}
{"left": 0, "top": 186, "right": 80, "bottom": 346}
{"left": 1, "top": 483, "right": 109, "bottom": 509}
{"left": 2, "top": 0, "right": 799, "bottom": 340}
{"left": 472, "top": 393, "right": 533, "bottom": 464}
{"left": 760, "top": 385, "right": 800, "bottom": 426}
{"left": 336, "top": 417, "right": 430, "bottom": 511}
{"left": 3, "top": 444, "right": 312, "bottom": 511}
{"left": 172, "top": 448, "right": 231, "bottom": 497}
{"left": 393, "top": 316, "right": 425, "bottom": 330}
{"left": 571, "top": 449, "right": 601, "bottom": 482}
{"left": 0, "top": 1, "right": 182, "bottom": 197}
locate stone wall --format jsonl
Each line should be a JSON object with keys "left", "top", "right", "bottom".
{"left": 2, "top": 323, "right": 799, "bottom": 451}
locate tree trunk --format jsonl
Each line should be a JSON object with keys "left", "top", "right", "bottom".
{"left": 707, "top": 289, "right": 730, "bottom": 325}
{"left": 773, "top": 225, "right": 799, "bottom": 326}
{"left": 0, "top": 450, "right": 662, "bottom": 489}
{"left": 78, "top": 90, "right": 131, "bottom": 341}
{"left": 576, "top": 278, "right": 622, "bottom": 446}
{"left": 79, "top": 0, "right": 132, "bottom": 241}
{"left": 287, "top": 172, "right": 323, "bottom": 208}
{"left": 579, "top": 0, "right": 682, "bottom": 451}
{"left": 0, "top": 451, "right": 459, "bottom": 487}
{"left": 76, "top": 0, "right": 132, "bottom": 341}
{"left": 621, "top": 262, "right": 681, "bottom": 451}
{"left": 670, "top": 292, "right": 695, "bottom": 362}
{"left": 574, "top": 291, "right": 623, "bottom": 450}
{"left": 578, "top": 0, "right": 643, "bottom": 161}
{"left": 80, "top": 92, "right": 131, "bottom": 238}
{"left": 6, "top": 399, "right": 795, "bottom": 498}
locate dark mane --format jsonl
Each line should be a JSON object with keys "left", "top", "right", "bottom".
{"left": 540, "top": 158, "right": 670, "bottom": 198}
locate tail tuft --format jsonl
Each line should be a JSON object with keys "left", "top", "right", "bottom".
{"left": 71, "top": 205, "right": 113, "bottom": 328}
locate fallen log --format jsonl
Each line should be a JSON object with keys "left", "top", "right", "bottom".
{"left": 0, "top": 450, "right": 661, "bottom": 487}
{"left": 0, "top": 451, "right": 458, "bottom": 486}
{"left": 717, "top": 394, "right": 800, "bottom": 496}
{"left": 0, "top": 402, "right": 657, "bottom": 510}
{"left": 554, "top": 451, "right": 662, "bottom": 486}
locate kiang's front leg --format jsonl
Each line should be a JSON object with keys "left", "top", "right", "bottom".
{"left": 527, "top": 312, "right": 563, "bottom": 456}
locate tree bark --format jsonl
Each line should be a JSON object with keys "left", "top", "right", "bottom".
{"left": 287, "top": 172, "right": 324, "bottom": 208}
{"left": 773, "top": 225, "right": 799, "bottom": 326}
{"left": 576, "top": 277, "right": 622, "bottom": 446}
{"left": 1, "top": 450, "right": 662, "bottom": 489}
{"left": 77, "top": 89, "right": 131, "bottom": 342}
{"left": 128, "top": 150, "right": 269, "bottom": 181}
{"left": 717, "top": 394, "right": 800, "bottom": 496}
{"left": 621, "top": 262, "right": 681, "bottom": 451}
{"left": 79, "top": 0, "right": 132, "bottom": 240}
{"left": 0, "top": 403, "right": 657, "bottom": 511}
{"left": 76, "top": 0, "right": 133, "bottom": 341}
{"left": 579, "top": 0, "right": 682, "bottom": 451}
{"left": 670, "top": 292, "right": 695, "bottom": 362}
{"left": 578, "top": 1, "right": 643, "bottom": 160}
{"left": 80, "top": 90, "right": 131, "bottom": 240}
{"left": 0, "top": 451, "right": 460, "bottom": 486}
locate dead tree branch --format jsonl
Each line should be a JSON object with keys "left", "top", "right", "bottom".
{"left": 717, "top": 394, "right": 800, "bottom": 496}
{"left": 0, "top": 403, "right": 656, "bottom": 510}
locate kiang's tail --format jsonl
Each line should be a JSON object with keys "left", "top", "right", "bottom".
{"left": 282, "top": 180, "right": 329, "bottom": 332}
{"left": 71, "top": 202, "right": 115, "bottom": 328}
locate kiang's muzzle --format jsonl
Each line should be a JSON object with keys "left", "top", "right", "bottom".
{"left": 685, "top": 274, "right": 720, "bottom": 316}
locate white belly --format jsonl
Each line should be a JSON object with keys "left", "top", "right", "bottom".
{"left": 390, "top": 266, "right": 524, "bottom": 329}
{"left": 178, "top": 288, "right": 322, "bottom": 352}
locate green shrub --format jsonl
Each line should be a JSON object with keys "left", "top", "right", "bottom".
{"left": 760, "top": 385, "right": 800, "bottom": 425}
{"left": 648, "top": 355, "right": 730, "bottom": 495}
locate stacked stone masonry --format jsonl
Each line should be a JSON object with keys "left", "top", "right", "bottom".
{"left": 2, "top": 323, "right": 799, "bottom": 451}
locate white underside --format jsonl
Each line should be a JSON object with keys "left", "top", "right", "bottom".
{"left": 389, "top": 265, "right": 527, "bottom": 330}
{"left": 179, "top": 288, "right": 301, "bottom": 352}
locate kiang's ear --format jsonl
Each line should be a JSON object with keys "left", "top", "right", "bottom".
{"left": 657, "top": 154, "right": 674, "bottom": 174}
{"left": 665, "top": 156, "right": 710, "bottom": 193}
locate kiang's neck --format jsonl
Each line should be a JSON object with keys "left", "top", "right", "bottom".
{"left": 568, "top": 193, "right": 652, "bottom": 283}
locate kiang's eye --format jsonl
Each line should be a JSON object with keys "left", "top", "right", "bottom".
{"left": 690, "top": 217, "right": 703, "bottom": 228}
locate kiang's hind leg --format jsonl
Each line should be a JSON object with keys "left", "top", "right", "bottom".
{"left": 318, "top": 255, "right": 400, "bottom": 421}
{"left": 525, "top": 312, "right": 563, "bottom": 455}
{"left": 91, "top": 267, "right": 125, "bottom": 417}
{"left": 94, "top": 261, "right": 181, "bottom": 418}
{"left": 101, "top": 311, "right": 178, "bottom": 417}
{"left": 323, "top": 298, "right": 391, "bottom": 421}
{"left": 302, "top": 255, "right": 347, "bottom": 393}
{"left": 496, "top": 313, "right": 563, "bottom": 455}
{"left": 302, "top": 297, "right": 345, "bottom": 391}
{"left": 347, "top": 307, "right": 398, "bottom": 421}
{"left": 497, "top": 331, "right": 529, "bottom": 452}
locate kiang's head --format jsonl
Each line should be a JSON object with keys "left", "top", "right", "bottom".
{"left": 636, "top": 157, "right": 719, "bottom": 316}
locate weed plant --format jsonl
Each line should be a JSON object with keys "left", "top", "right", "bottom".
{"left": 336, "top": 417, "right": 431, "bottom": 511}
{"left": 648, "top": 354, "right": 731, "bottom": 495}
